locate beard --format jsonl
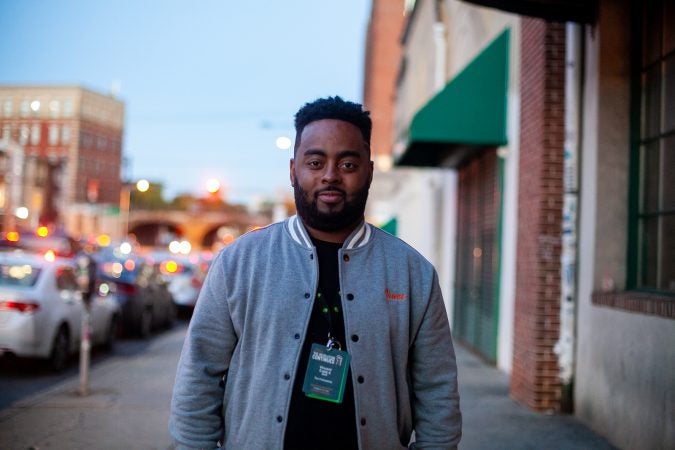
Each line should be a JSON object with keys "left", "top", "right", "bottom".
{"left": 294, "top": 181, "right": 370, "bottom": 233}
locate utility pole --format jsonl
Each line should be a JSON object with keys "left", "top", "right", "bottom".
{"left": 77, "top": 254, "right": 96, "bottom": 396}
{"left": 79, "top": 305, "right": 92, "bottom": 396}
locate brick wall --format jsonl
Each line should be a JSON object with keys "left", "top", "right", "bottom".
{"left": 362, "top": 0, "right": 405, "bottom": 159}
{"left": 511, "top": 18, "right": 566, "bottom": 412}
{"left": 77, "top": 120, "right": 123, "bottom": 204}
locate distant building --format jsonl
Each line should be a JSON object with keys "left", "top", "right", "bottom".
{"left": 0, "top": 85, "right": 124, "bottom": 229}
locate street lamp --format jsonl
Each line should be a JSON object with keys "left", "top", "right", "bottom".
{"left": 275, "top": 136, "right": 292, "bottom": 150}
{"left": 119, "top": 179, "right": 149, "bottom": 239}
{"left": 136, "top": 179, "right": 149, "bottom": 193}
{"left": 206, "top": 178, "right": 220, "bottom": 195}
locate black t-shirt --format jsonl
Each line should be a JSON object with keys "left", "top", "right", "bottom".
{"left": 283, "top": 238, "right": 358, "bottom": 450}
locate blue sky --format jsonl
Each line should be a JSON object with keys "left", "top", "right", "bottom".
{"left": 0, "top": 0, "right": 371, "bottom": 204}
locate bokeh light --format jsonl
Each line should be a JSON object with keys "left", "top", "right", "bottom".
{"left": 275, "top": 136, "right": 292, "bottom": 150}
{"left": 136, "top": 179, "right": 150, "bottom": 192}
{"left": 206, "top": 178, "right": 220, "bottom": 194}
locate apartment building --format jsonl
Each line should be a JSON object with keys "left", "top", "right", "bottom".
{"left": 0, "top": 85, "right": 124, "bottom": 229}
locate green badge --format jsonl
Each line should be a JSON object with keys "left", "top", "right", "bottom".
{"left": 302, "top": 343, "right": 351, "bottom": 403}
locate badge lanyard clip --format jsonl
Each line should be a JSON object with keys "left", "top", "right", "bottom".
{"left": 326, "top": 333, "right": 342, "bottom": 351}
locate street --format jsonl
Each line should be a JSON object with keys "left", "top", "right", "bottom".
{"left": 0, "top": 318, "right": 618, "bottom": 450}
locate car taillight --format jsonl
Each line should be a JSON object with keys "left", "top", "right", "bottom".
{"left": 44, "top": 250, "right": 56, "bottom": 262}
{"left": 5, "top": 231, "right": 20, "bottom": 242}
{"left": 190, "top": 277, "right": 202, "bottom": 288}
{"left": 115, "top": 283, "right": 137, "bottom": 296}
{"left": 0, "top": 300, "right": 40, "bottom": 313}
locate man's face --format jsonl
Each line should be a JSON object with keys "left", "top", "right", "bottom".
{"left": 290, "top": 119, "right": 373, "bottom": 235}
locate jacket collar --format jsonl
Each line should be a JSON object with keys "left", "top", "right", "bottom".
{"left": 286, "top": 215, "right": 372, "bottom": 250}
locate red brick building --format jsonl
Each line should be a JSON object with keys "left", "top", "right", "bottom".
{"left": 0, "top": 86, "right": 124, "bottom": 228}
{"left": 363, "top": 0, "right": 406, "bottom": 171}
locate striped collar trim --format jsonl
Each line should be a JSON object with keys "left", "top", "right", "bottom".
{"left": 286, "top": 215, "right": 372, "bottom": 250}
{"left": 287, "top": 215, "right": 312, "bottom": 248}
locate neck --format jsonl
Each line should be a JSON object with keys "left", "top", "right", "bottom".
{"left": 302, "top": 219, "right": 361, "bottom": 244}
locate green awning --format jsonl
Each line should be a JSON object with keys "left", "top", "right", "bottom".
{"left": 397, "top": 29, "right": 510, "bottom": 167}
{"left": 461, "top": 0, "right": 597, "bottom": 24}
{"left": 380, "top": 217, "right": 397, "bottom": 236}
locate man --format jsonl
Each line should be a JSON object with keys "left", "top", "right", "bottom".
{"left": 170, "top": 96, "right": 461, "bottom": 449}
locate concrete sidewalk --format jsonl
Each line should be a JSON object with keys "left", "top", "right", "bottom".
{"left": 0, "top": 325, "right": 184, "bottom": 450}
{"left": 455, "top": 344, "right": 618, "bottom": 449}
{"left": 0, "top": 323, "right": 617, "bottom": 450}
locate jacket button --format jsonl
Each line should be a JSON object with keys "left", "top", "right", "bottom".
{"left": 343, "top": 254, "right": 350, "bottom": 262}
{"left": 304, "top": 292, "right": 310, "bottom": 299}
{"left": 351, "top": 334, "right": 359, "bottom": 342}
{"left": 346, "top": 293, "right": 354, "bottom": 301}
{"left": 284, "top": 373, "right": 291, "bottom": 380}
{"left": 294, "top": 333, "right": 301, "bottom": 339}
{"left": 277, "top": 416, "right": 283, "bottom": 423}
{"left": 357, "top": 375, "right": 364, "bottom": 383}
{"left": 360, "top": 418, "right": 366, "bottom": 426}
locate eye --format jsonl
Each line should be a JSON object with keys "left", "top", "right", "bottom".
{"left": 307, "top": 159, "right": 323, "bottom": 169}
{"left": 339, "top": 161, "right": 358, "bottom": 171}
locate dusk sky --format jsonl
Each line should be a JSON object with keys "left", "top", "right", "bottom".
{"left": 0, "top": 1, "right": 371, "bottom": 204}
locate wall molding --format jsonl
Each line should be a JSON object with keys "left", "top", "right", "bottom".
{"left": 592, "top": 291, "right": 675, "bottom": 319}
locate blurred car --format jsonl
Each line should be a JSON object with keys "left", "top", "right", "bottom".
{"left": 148, "top": 252, "right": 208, "bottom": 313}
{"left": 0, "top": 228, "right": 80, "bottom": 258}
{"left": 0, "top": 251, "right": 120, "bottom": 371}
{"left": 95, "top": 248, "right": 175, "bottom": 338}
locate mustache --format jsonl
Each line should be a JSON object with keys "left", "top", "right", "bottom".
{"left": 314, "top": 187, "right": 346, "bottom": 197}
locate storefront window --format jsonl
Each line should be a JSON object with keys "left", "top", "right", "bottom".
{"left": 632, "top": 0, "right": 675, "bottom": 292}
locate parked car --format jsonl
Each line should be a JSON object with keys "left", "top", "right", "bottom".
{"left": 0, "top": 228, "right": 80, "bottom": 258}
{"left": 95, "top": 249, "right": 175, "bottom": 338}
{"left": 148, "top": 252, "right": 207, "bottom": 313}
{"left": 0, "top": 251, "right": 120, "bottom": 371}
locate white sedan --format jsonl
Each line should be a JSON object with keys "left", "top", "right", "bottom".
{"left": 0, "top": 251, "right": 120, "bottom": 371}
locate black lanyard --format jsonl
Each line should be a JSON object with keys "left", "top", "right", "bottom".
{"left": 315, "top": 291, "right": 342, "bottom": 349}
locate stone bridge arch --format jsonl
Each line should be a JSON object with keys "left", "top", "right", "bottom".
{"left": 200, "top": 223, "right": 248, "bottom": 249}
{"left": 127, "top": 209, "right": 270, "bottom": 250}
{"left": 129, "top": 220, "right": 184, "bottom": 247}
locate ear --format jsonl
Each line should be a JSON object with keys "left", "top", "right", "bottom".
{"left": 289, "top": 158, "right": 296, "bottom": 187}
{"left": 368, "top": 160, "right": 374, "bottom": 186}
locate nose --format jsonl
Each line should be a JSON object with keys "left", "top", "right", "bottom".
{"left": 322, "top": 165, "right": 341, "bottom": 184}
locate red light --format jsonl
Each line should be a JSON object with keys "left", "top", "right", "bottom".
{"left": 124, "top": 259, "right": 136, "bottom": 271}
{"left": 0, "top": 300, "right": 40, "bottom": 313}
{"left": 115, "top": 283, "right": 137, "bottom": 296}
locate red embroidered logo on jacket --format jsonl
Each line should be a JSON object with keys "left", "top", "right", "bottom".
{"left": 385, "top": 289, "right": 406, "bottom": 301}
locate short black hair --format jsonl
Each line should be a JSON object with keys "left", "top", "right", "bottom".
{"left": 294, "top": 96, "right": 372, "bottom": 153}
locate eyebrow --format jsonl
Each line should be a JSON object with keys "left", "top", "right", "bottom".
{"left": 302, "top": 149, "right": 365, "bottom": 159}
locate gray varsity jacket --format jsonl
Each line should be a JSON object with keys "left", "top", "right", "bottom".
{"left": 169, "top": 215, "right": 461, "bottom": 449}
